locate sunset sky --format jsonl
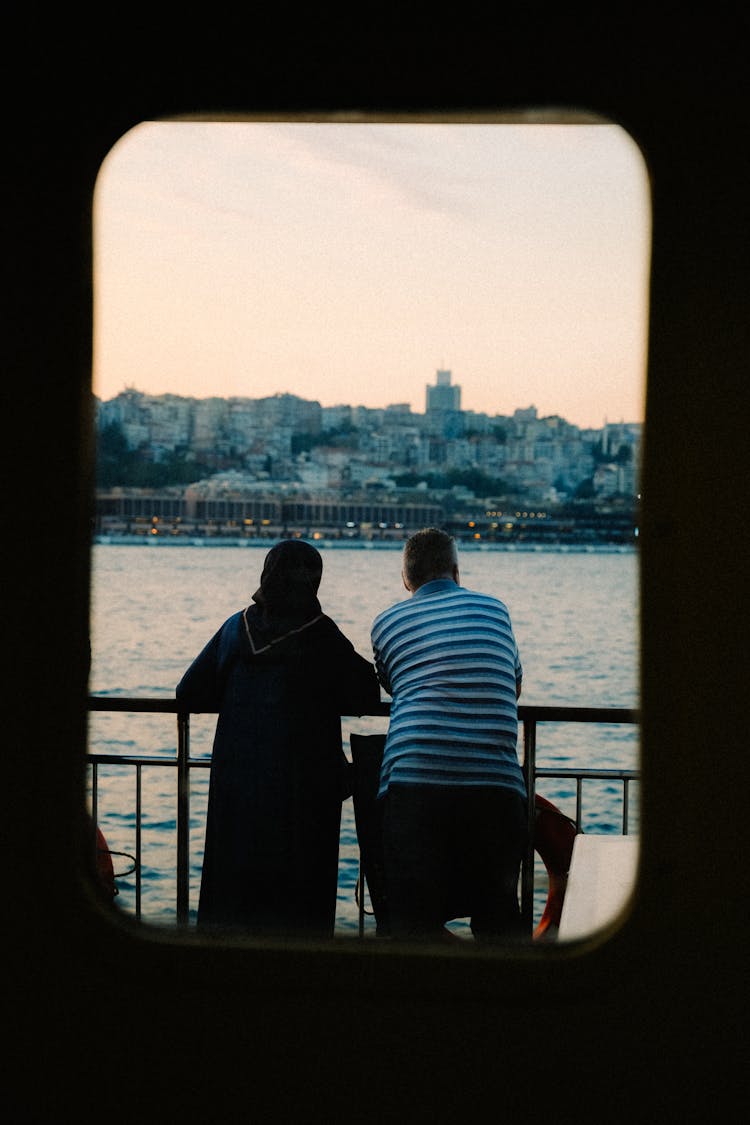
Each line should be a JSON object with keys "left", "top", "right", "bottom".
{"left": 92, "top": 118, "right": 650, "bottom": 430}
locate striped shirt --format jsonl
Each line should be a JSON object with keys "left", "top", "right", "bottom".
{"left": 371, "top": 579, "right": 525, "bottom": 800}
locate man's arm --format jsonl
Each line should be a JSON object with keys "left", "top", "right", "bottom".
{"left": 371, "top": 639, "right": 392, "bottom": 697}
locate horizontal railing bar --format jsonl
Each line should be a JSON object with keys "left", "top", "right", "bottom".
{"left": 536, "top": 767, "right": 639, "bottom": 779}
{"left": 88, "top": 757, "right": 640, "bottom": 778}
{"left": 88, "top": 695, "right": 638, "bottom": 724}
{"left": 86, "top": 754, "right": 194, "bottom": 767}
{"left": 520, "top": 706, "right": 639, "bottom": 723}
{"left": 88, "top": 696, "right": 182, "bottom": 712}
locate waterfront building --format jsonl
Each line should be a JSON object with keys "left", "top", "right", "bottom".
{"left": 384, "top": 402, "right": 413, "bottom": 420}
{"left": 191, "top": 397, "right": 230, "bottom": 454}
{"left": 253, "top": 392, "right": 322, "bottom": 436}
{"left": 426, "top": 368, "right": 461, "bottom": 412}
{"left": 94, "top": 485, "right": 443, "bottom": 540}
{"left": 321, "top": 404, "right": 353, "bottom": 431}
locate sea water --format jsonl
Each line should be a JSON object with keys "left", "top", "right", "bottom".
{"left": 88, "top": 541, "right": 640, "bottom": 933}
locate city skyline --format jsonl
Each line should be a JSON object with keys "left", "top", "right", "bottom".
{"left": 98, "top": 377, "right": 638, "bottom": 431}
{"left": 93, "top": 120, "right": 650, "bottom": 430}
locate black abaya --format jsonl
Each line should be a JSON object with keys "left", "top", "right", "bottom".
{"left": 177, "top": 600, "right": 380, "bottom": 938}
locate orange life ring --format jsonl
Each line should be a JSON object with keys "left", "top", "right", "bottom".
{"left": 533, "top": 794, "right": 578, "bottom": 940}
{"left": 95, "top": 826, "right": 117, "bottom": 899}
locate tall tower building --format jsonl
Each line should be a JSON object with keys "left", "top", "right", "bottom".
{"left": 426, "top": 368, "right": 461, "bottom": 413}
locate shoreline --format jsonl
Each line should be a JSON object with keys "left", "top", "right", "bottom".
{"left": 93, "top": 534, "right": 636, "bottom": 554}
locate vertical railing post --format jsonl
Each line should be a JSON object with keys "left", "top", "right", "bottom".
{"left": 176, "top": 711, "right": 190, "bottom": 925}
{"left": 90, "top": 763, "right": 99, "bottom": 872}
{"left": 91, "top": 762, "right": 98, "bottom": 830}
{"left": 358, "top": 871, "right": 365, "bottom": 938}
{"left": 623, "top": 778, "right": 630, "bottom": 835}
{"left": 135, "top": 764, "right": 142, "bottom": 919}
{"left": 521, "top": 715, "right": 537, "bottom": 931}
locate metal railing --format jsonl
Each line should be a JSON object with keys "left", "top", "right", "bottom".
{"left": 87, "top": 697, "right": 640, "bottom": 931}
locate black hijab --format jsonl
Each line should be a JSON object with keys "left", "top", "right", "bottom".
{"left": 244, "top": 540, "right": 324, "bottom": 651}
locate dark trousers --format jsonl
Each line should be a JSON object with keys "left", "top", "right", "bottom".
{"left": 382, "top": 783, "right": 528, "bottom": 943}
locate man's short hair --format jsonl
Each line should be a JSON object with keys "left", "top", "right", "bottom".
{"left": 403, "top": 528, "right": 457, "bottom": 589}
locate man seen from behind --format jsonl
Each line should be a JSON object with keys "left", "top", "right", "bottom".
{"left": 371, "top": 528, "right": 527, "bottom": 944}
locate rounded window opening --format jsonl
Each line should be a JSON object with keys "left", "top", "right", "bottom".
{"left": 89, "top": 115, "right": 649, "bottom": 947}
